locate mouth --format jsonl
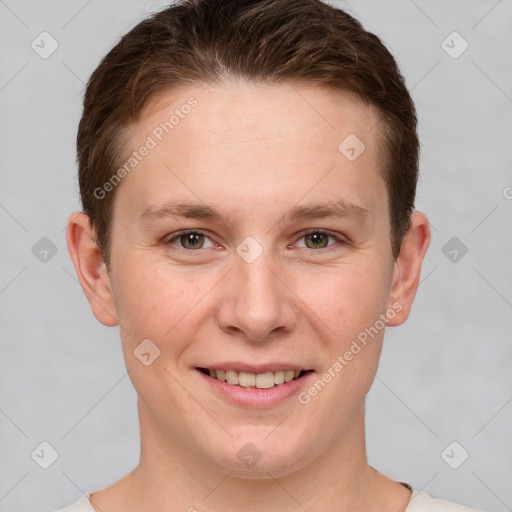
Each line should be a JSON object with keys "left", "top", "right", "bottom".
{"left": 197, "top": 367, "right": 313, "bottom": 389}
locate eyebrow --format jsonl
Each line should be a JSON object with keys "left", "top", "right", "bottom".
{"left": 138, "top": 199, "right": 368, "bottom": 225}
{"left": 139, "top": 202, "right": 228, "bottom": 223}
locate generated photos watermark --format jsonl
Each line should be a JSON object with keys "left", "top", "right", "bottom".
{"left": 93, "top": 96, "right": 198, "bottom": 200}
{"left": 298, "top": 301, "right": 403, "bottom": 405}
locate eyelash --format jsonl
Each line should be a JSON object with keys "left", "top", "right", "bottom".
{"left": 164, "top": 229, "right": 348, "bottom": 253}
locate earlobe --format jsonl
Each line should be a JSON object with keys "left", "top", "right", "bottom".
{"left": 66, "top": 211, "right": 119, "bottom": 327}
{"left": 386, "top": 211, "right": 431, "bottom": 326}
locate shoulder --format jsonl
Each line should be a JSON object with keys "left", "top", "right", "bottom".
{"left": 51, "top": 494, "right": 95, "bottom": 512}
{"left": 407, "top": 490, "right": 484, "bottom": 512}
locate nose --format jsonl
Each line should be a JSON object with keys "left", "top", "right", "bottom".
{"left": 216, "top": 254, "right": 298, "bottom": 342}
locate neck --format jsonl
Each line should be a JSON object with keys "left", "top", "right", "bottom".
{"left": 90, "top": 401, "right": 411, "bottom": 512}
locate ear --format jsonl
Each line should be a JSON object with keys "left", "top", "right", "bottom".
{"left": 66, "top": 211, "right": 118, "bottom": 327}
{"left": 386, "top": 211, "right": 431, "bottom": 326}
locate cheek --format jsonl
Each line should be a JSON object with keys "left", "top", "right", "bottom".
{"left": 291, "top": 259, "right": 391, "bottom": 400}
{"left": 112, "top": 257, "right": 221, "bottom": 348}
{"left": 114, "top": 263, "right": 205, "bottom": 394}
{"left": 293, "top": 259, "right": 391, "bottom": 335}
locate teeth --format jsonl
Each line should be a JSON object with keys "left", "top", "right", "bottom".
{"left": 284, "top": 370, "right": 295, "bottom": 383}
{"left": 225, "top": 370, "right": 238, "bottom": 385}
{"left": 256, "top": 372, "right": 275, "bottom": 389}
{"left": 274, "top": 370, "right": 285, "bottom": 385}
{"left": 238, "top": 371, "right": 255, "bottom": 388}
{"left": 206, "top": 368, "right": 304, "bottom": 389}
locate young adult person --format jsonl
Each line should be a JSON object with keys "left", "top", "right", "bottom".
{"left": 60, "top": 1, "right": 482, "bottom": 510}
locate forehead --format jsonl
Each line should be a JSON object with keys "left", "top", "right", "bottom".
{"left": 135, "top": 80, "right": 380, "bottom": 155}
{"left": 117, "top": 80, "right": 387, "bottom": 225}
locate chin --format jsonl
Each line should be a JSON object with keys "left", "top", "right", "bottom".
{"left": 203, "top": 426, "right": 312, "bottom": 477}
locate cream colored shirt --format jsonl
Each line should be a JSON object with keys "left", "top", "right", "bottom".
{"left": 53, "top": 489, "right": 484, "bottom": 511}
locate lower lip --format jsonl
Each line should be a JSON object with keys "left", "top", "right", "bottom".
{"left": 196, "top": 369, "right": 314, "bottom": 407}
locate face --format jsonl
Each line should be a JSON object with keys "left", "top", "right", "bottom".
{"left": 81, "top": 81, "right": 419, "bottom": 476}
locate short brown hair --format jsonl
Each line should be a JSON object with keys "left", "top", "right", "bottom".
{"left": 77, "top": 0, "right": 419, "bottom": 269}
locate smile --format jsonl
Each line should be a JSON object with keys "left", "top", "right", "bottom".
{"left": 198, "top": 367, "right": 309, "bottom": 389}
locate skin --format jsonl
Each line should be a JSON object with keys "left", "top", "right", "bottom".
{"left": 67, "top": 80, "right": 430, "bottom": 512}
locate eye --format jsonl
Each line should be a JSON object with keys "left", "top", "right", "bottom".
{"left": 164, "top": 229, "right": 346, "bottom": 252}
{"left": 294, "top": 230, "right": 345, "bottom": 250}
{"left": 166, "top": 230, "right": 216, "bottom": 250}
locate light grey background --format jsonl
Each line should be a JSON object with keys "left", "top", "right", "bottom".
{"left": 1, "top": 1, "right": 511, "bottom": 511}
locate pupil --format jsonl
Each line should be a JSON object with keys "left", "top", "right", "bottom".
{"left": 182, "top": 233, "right": 203, "bottom": 248}
{"left": 307, "top": 233, "right": 327, "bottom": 248}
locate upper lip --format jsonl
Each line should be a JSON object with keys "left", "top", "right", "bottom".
{"left": 197, "top": 362, "right": 311, "bottom": 373}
